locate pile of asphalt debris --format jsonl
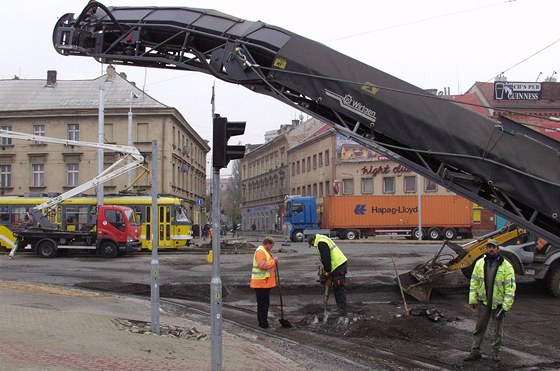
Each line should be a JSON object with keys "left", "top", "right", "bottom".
{"left": 115, "top": 319, "right": 207, "bottom": 340}
{"left": 409, "top": 307, "right": 444, "bottom": 322}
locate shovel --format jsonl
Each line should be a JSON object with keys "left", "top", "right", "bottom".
{"left": 323, "top": 277, "right": 332, "bottom": 324}
{"left": 275, "top": 263, "right": 292, "bottom": 328}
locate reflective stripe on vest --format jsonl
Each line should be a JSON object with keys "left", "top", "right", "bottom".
{"left": 314, "top": 234, "right": 347, "bottom": 271}
{"left": 251, "top": 245, "right": 272, "bottom": 280}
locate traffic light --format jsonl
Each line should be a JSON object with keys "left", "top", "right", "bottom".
{"left": 212, "top": 115, "right": 246, "bottom": 168}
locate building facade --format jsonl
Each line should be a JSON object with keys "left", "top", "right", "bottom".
{"left": 0, "top": 67, "right": 210, "bottom": 224}
{"left": 240, "top": 118, "right": 324, "bottom": 233}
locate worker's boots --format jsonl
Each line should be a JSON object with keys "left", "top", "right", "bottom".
{"left": 463, "top": 352, "right": 482, "bottom": 362}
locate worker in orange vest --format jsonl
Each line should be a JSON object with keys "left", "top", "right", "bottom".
{"left": 250, "top": 237, "right": 278, "bottom": 329}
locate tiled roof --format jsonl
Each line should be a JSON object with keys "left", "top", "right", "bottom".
{"left": 0, "top": 72, "right": 167, "bottom": 112}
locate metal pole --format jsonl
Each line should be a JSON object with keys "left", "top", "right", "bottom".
{"left": 150, "top": 140, "right": 160, "bottom": 335}
{"left": 97, "top": 86, "right": 104, "bottom": 205}
{"left": 127, "top": 95, "right": 133, "bottom": 187}
{"left": 210, "top": 81, "right": 222, "bottom": 371}
{"left": 417, "top": 175, "right": 422, "bottom": 240}
{"left": 210, "top": 166, "right": 222, "bottom": 371}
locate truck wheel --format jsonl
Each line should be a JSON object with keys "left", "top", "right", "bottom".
{"left": 293, "top": 230, "right": 304, "bottom": 243}
{"left": 345, "top": 230, "right": 359, "bottom": 240}
{"left": 37, "top": 239, "right": 58, "bottom": 258}
{"left": 412, "top": 228, "right": 426, "bottom": 240}
{"left": 443, "top": 228, "right": 457, "bottom": 240}
{"left": 546, "top": 265, "right": 560, "bottom": 298}
{"left": 428, "top": 228, "right": 442, "bottom": 240}
{"left": 100, "top": 241, "right": 118, "bottom": 258}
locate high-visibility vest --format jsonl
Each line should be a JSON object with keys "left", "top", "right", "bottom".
{"left": 469, "top": 255, "right": 516, "bottom": 311}
{"left": 250, "top": 245, "right": 276, "bottom": 288}
{"left": 313, "top": 234, "right": 347, "bottom": 272}
{"left": 252, "top": 246, "right": 271, "bottom": 280}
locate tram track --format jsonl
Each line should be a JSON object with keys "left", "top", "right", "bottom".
{"left": 156, "top": 295, "right": 453, "bottom": 370}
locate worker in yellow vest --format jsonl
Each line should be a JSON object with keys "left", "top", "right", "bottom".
{"left": 308, "top": 234, "right": 348, "bottom": 321}
{"left": 250, "top": 237, "right": 278, "bottom": 329}
{"left": 464, "top": 239, "right": 516, "bottom": 363}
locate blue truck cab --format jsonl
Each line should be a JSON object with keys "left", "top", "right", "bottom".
{"left": 283, "top": 196, "right": 319, "bottom": 242}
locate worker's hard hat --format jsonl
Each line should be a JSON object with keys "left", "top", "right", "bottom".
{"left": 486, "top": 239, "right": 499, "bottom": 247}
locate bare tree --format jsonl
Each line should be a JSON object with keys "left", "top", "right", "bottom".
{"left": 222, "top": 160, "right": 242, "bottom": 229}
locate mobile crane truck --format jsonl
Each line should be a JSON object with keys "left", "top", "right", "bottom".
{"left": 51, "top": 2, "right": 560, "bottom": 291}
{"left": 1, "top": 129, "right": 143, "bottom": 258}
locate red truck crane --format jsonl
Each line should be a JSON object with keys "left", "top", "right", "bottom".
{"left": 1, "top": 129, "right": 143, "bottom": 258}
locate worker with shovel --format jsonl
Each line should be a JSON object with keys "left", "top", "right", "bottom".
{"left": 250, "top": 236, "right": 279, "bottom": 329}
{"left": 308, "top": 234, "right": 348, "bottom": 324}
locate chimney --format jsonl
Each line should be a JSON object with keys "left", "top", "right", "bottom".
{"left": 106, "top": 65, "right": 116, "bottom": 81}
{"left": 46, "top": 70, "right": 57, "bottom": 87}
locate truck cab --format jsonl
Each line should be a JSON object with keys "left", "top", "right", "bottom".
{"left": 97, "top": 205, "right": 142, "bottom": 256}
{"left": 284, "top": 196, "right": 318, "bottom": 242}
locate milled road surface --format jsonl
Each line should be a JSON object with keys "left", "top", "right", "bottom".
{"left": 2, "top": 239, "right": 559, "bottom": 370}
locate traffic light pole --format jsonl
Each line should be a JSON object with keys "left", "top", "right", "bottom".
{"left": 210, "top": 112, "right": 246, "bottom": 370}
{"left": 210, "top": 166, "right": 222, "bottom": 371}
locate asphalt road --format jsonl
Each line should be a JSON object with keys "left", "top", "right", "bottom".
{"left": 2, "top": 240, "right": 559, "bottom": 370}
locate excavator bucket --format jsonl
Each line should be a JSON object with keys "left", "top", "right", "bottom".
{"left": 398, "top": 270, "right": 434, "bottom": 302}
{"left": 397, "top": 241, "right": 453, "bottom": 302}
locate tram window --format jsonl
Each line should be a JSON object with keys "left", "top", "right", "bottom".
{"left": 175, "top": 207, "right": 192, "bottom": 223}
{"left": 0, "top": 207, "right": 9, "bottom": 222}
{"left": 132, "top": 206, "right": 143, "bottom": 222}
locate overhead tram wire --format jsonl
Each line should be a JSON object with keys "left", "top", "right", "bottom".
{"left": 486, "top": 36, "right": 560, "bottom": 83}
{"left": 323, "top": 0, "right": 517, "bottom": 43}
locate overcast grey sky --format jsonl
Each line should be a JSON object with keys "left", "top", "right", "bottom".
{"left": 1, "top": 0, "right": 558, "bottom": 149}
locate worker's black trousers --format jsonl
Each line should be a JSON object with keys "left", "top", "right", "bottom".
{"left": 255, "top": 288, "right": 272, "bottom": 328}
{"left": 331, "top": 262, "right": 348, "bottom": 317}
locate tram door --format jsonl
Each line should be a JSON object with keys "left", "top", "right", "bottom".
{"left": 159, "top": 206, "right": 171, "bottom": 247}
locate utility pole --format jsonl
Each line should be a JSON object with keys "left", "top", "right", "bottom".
{"left": 127, "top": 92, "right": 138, "bottom": 187}
{"left": 150, "top": 140, "right": 160, "bottom": 335}
{"left": 97, "top": 86, "right": 104, "bottom": 205}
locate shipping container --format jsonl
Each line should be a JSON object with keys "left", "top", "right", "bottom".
{"left": 284, "top": 195, "right": 472, "bottom": 241}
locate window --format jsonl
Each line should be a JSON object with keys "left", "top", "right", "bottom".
{"left": 425, "top": 179, "right": 438, "bottom": 192}
{"left": 67, "top": 163, "right": 79, "bottom": 187}
{"left": 325, "top": 181, "right": 330, "bottom": 196}
{"left": 383, "top": 177, "right": 395, "bottom": 194}
{"left": 361, "top": 178, "right": 373, "bottom": 194}
{"left": 318, "top": 152, "right": 323, "bottom": 167}
{"left": 325, "top": 150, "right": 330, "bottom": 166}
{"left": 104, "top": 209, "right": 125, "bottom": 231}
{"left": 291, "top": 162, "right": 295, "bottom": 177}
{"left": 33, "top": 125, "right": 46, "bottom": 144}
{"left": 313, "top": 155, "right": 317, "bottom": 170}
{"left": 319, "top": 182, "right": 324, "bottom": 197}
{"left": 68, "top": 124, "right": 79, "bottom": 141}
{"left": 32, "top": 164, "right": 45, "bottom": 187}
{"left": 307, "top": 157, "right": 311, "bottom": 172}
{"left": 302, "top": 158, "right": 306, "bottom": 173}
{"left": 342, "top": 178, "right": 354, "bottom": 195}
{"left": 296, "top": 161, "right": 300, "bottom": 175}
{"left": 0, "top": 126, "right": 12, "bottom": 145}
{"left": 0, "top": 165, "right": 11, "bottom": 188}
{"left": 404, "top": 176, "right": 416, "bottom": 193}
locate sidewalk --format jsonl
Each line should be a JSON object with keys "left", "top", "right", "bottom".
{"left": 0, "top": 281, "right": 302, "bottom": 371}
